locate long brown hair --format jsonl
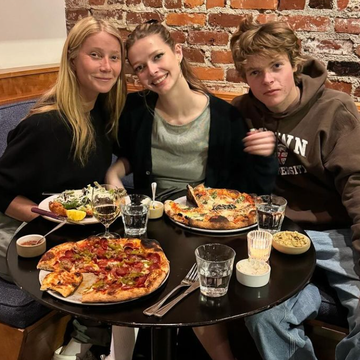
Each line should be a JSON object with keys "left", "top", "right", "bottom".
{"left": 27, "top": 16, "right": 127, "bottom": 166}
{"left": 126, "top": 20, "right": 208, "bottom": 94}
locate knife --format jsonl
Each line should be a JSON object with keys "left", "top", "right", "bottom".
{"left": 153, "top": 280, "right": 200, "bottom": 318}
{"left": 31, "top": 207, "right": 85, "bottom": 225}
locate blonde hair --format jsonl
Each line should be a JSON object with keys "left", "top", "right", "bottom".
{"left": 230, "top": 16, "right": 307, "bottom": 83}
{"left": 28, "top": 16, "right": 127, "bottom": 166}
{"left": 126, "top": 21, "right": 208, "bottom": 94}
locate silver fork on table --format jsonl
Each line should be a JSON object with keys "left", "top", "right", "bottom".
{"left": 143, "top": 263, "right": 198, "bottom": 316}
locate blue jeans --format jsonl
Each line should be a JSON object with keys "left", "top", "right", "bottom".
{"left": 245, "top": 229, "right": 360, "bottom": 360}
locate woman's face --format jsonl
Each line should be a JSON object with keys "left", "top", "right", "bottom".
{"left": 72, "top": 31, "right": 122, "bottom": 104}
{"left": 127, "top": 34, "right": 183, "bottom": 95}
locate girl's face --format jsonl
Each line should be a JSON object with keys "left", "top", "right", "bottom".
{"left": 127, "top": 34, "right": 183, "bottom": 95}
{"left": 72, "top": 31, "right": 122, "bottom": 104}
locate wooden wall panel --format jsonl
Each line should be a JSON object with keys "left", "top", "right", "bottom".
{"left": 1, "top": 66, "right": 359, "bottom": 112}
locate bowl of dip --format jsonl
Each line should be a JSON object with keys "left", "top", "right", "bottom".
{"left": 16, "top": 234, "right": 46, "bottom": 258}
{"left": 272, "top": 231, "right": 311, "bottom": 255}
{"left": 148, "top": 201, "right": 164, "bottom": 220}
{"left": 236, "top": 259, "right": 271, "bottom": 287}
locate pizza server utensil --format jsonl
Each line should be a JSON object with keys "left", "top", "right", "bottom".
{"left": 30, "top": 207, "right": 85, "bottom": 225}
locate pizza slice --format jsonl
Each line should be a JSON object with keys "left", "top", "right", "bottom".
{"left": 40, "top": 270, "right": 83, "bottom": 297}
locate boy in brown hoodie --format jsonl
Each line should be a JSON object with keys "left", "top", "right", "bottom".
{"left": 230, "top": 17, "right": 360, "bottom": 360}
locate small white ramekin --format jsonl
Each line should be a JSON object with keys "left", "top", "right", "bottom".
{"left": 236, "top": 259, "right": 271, "bottom": 288}
{"left": 16, "top": 234, "right": 46, "bottom": 258}
{"left": 148, "top": 201, "right": 164, "bottom": 219}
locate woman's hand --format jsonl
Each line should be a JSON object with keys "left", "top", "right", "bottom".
{"left": 243, "top": 130, "right": 276, "bottom": 157}
{"left": 105, "top": 157, "right": 130, "bottom": 189}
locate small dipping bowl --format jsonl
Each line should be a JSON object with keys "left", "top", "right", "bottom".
{"left": 148, "top": 201, "right": 164, "bottom": 220}
{"left": 236, "top": 259, "right": 271, "bottom": 288}
{"left": 16, "top": 234, "right": 46, "bottom": 258}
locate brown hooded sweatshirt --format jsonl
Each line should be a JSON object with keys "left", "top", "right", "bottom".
{"left": 232, "top": 59, "right": 360, "bottom": 254}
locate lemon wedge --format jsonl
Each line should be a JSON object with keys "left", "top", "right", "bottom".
{"left": 66, "top": 209, "right": 87, "bottom": 222}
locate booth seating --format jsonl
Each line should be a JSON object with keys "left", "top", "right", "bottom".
{"left": 0, "top": 100, "right": 70, "bottom": 360}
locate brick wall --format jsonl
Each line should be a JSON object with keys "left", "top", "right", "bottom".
{"left": 65, "top": 0, "right": 360, "bottom": 101}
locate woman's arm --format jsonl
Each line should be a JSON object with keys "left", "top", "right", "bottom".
{"left": 105, "top": 157, "right": 132, "bottom": 188}
{"left": 5, "top": 196, "right": 39, "bottom": 222}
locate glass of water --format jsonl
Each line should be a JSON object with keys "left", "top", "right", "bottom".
{"left": 255, "top": 195, "right": 287, "bottom": 234}
{"left": 120, "top": 194, "right": 151, "bottom": 236}
{"left": 195, "top": 243, "right": 236, "bottom": 298}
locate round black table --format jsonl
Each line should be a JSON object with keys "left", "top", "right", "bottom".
{"left": 7, "top": 214, "right": 316, "bottom": 360}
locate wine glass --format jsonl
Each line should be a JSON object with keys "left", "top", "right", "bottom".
{"left": 91, "top": 184, "right": 123, "bottom": 238}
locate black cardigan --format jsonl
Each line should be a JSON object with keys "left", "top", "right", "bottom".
{"left": 118, "top": 91, "right": 278, "bottom": 194}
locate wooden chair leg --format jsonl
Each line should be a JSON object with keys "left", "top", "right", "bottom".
{"left": 0, "top": 311, "right": 71, "bottom": 360}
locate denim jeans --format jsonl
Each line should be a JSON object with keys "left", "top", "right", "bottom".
{"left": 245, "top": 229, "right": 360, "bottom": 360}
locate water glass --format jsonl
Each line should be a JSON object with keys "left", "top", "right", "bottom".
{"left": 247, "top": 230, "right": 273, "bottom": 263}
{"left": 255, "top": 195, "right": 287, "bottom": 234}
{"left": 195, "top": 243, "right": 236, "bottom": 298}
{"left": 120, "top": 194, "right": 151, "bottom": 236}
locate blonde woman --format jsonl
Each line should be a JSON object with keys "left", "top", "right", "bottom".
{"left": 0, "top": 16, "right": 135, "bottom": 360}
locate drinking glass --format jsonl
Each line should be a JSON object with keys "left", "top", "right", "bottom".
{"left": 195, "top": 243, "right": 236, "bottom": 298}
{"left": 255, "top": 195, "right": 287, "bottom": 234}
{"left": 247, "top": 230, "right": 273, "bottom": 264}
{"left": 120, "top": 194, "right": 151, "bottom": 236}
{"left": 91, "top": 184, "right": 123, "bottom": 238}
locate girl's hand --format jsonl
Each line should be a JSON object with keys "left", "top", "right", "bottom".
{"left": 243, "top": 130, "right": 276, "bottom": 157}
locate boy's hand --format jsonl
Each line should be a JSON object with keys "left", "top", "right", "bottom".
{"left": 243, "top": 130, "right": 276, "bottom": 157}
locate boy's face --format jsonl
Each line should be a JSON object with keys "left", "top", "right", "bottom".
{"left": 243, "top": 53, "right": 298, "bottom": 113}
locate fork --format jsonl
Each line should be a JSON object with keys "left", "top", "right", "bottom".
{"left": 143, "top": 263, "right": 198, "bottom": 316}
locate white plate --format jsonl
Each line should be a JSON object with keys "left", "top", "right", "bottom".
{"left": 167, "top": 196, "right": 257, "bottom": 234}
{"left": 38, "top": 195, "right": 99, "bottom": 225}
{"left": 39, "top": 269, "right": 169, "bottom": 305}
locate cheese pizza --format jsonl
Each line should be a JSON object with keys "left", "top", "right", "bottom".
{"left": 165, "top": 184, "right": 256, "bottom": 230}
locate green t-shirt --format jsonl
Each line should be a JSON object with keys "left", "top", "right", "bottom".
{"left": 151, "top": 103, "right": 210, "bottom": 190}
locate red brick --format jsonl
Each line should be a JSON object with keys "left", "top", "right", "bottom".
{"left": 65, "top": 9, "right": 89, "bottom": 22}
{"left": 185, "top": 0, "right": 204, "bottom": 8}
{"left": 279, "top": 0, "right": 305, "bottom": 10}
{"left": 143, "top": 0, "right": 162, "bottom": 7}
{"left": 209, "top": 14, "right": 246, "bottom": 28}
{"left": 355, "top": 86, "right": 360, "bottom": 98}
{"left": 337, "top": 0, "right": 349, "bottom": 10}
{"left": 256, "top": 14, "right": 278, "bottom": 24}
{"left": 109, "top": 0, "right": 126, "bottom": 3}
{"left": 335, "top": 18, "right": 360, "bottom": 34}
{"left": 309, "top": 0, "right": 332, "bottom": 9}
{"left": 118, "top": 29, "right": 131, "bottom": 43}
{"left": 170, "top": 31, "right": 187, "bottom": 43}
{"left": 325, "top": 80, "right": 352, "bottom": 95}
{"left": 166, "top": 13, "right": 206, "bottom": 26}
{"left": 126, "top": 0, "right": 140, "bottom": 4}
{"left": 226, "top": 68, "right": 243, "bottom": 83}
{"left": 126, "top": 12, "right": 162, "bottom": 25}
{"left": 165, "top": 0, "right": 182, "bottom": 8}
{"left": 89, "top": 0, "right": 105, "bottom": 5}
{"left": 182, "top": 47, "right": 205, "bottom": 63}
{"left": 207, "top": 0, "right": 225, "bottom": 8}
{"left": 192, "top": 67, "right": 224, "bottom": 81}
{"left": 211, "top": 50, "right": 233, "bottom": 64}
{"left": 91, "top": 9, "right": 123, "bottom": 20}
{"left": 188, "top": 31, "right": 229, "bottom": 45}
{"left": 356, "top": 45, "right": 360, "bottom": 58}
{"left": 283, "top": 15, "right": 330, "bottom": 32}
{"left": 230, "top": 0, "right": 277, "bottom": 10}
